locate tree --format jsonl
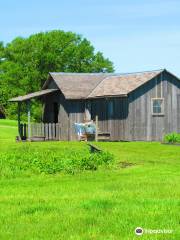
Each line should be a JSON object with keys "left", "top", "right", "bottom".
{"left": 0, "top": 30, "right": 114, "bottom": 120}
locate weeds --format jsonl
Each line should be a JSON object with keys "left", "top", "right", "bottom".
{"left": 163, "top": 132, "right": 180, "bottom": 143}
{"left": 0, "top": 145, "right": 114, "bottom": 177}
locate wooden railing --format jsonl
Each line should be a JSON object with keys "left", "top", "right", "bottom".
{"left": 19, "top": 123, "right": 61, "bottom": 141}
{"left": 31, "top": 123, "right": 61, "bottom": 141}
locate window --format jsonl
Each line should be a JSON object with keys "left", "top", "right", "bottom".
{"left": 151, "top": 98, "right": 164, "bottom": 115}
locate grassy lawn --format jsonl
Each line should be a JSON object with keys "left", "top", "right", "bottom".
{"left": 0, "top": 119, "right": 18, "bottom": 140}
{"left": 0, "top": 120, "right": 179, "bottom": 239}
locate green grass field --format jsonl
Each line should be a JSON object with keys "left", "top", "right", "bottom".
{"left": 0, "top": 119, "right": 179, "bottom": 239}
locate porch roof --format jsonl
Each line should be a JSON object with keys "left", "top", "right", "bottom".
{"left": 9, "top": 89, "right": 58, "bottom": 102}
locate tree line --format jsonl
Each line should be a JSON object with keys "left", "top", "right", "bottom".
{"left": 0, "top": 30, "right": 114, "bottom": 120}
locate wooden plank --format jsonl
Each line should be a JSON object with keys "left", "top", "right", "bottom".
{"left": 41, "top": 123, "right": 44, "bottom": 137}
{"left": 18, "top": 102, "right": 21, "bottom": 139}
{"left": 27, "top": 100, "right": 31, "bottom": 139}
{"left": 48, "top": 123, "right": 52, "bottom": 140}
{"left": 95, "top": 115, "right": 98, "bottom": 142}
{"left": 52, "top": 123, "right": 55, "bottom": 140}
{"left": 30, "top": 123, "right": 32, "bottom": 137}
{"left": 45, "top": 123, "right": 48, "bottom": 140}
{"left": 55, "top": 123, "right": 59, "bottom": 140}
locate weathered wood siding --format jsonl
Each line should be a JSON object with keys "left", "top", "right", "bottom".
{"left": 68, "top": 100, "right": 85, "bottom": 141}
{"left": 126, "top": 71, "right": 180, "bottom": 141}
{"left": 90, "top": 71, "right": 180, "bottom": 141}
{"left": 43, "top": 92, "right": 84, "bottom": 141}
{"left": 90, "top": 98, "right": 128, "bottom": 141}
{"left": 43, "top": 71, "right": 180, "bottom": 141}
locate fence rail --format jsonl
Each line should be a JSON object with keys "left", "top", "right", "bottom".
{"left": 31, "top": 123, "right": 61, "bottom": 140}
{"left": 19, "top": 123, "right": 61, "bottom": 141}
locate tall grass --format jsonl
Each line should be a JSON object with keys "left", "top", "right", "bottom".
{"left": 0, "top": 144, "right": 114, "bottom": 177}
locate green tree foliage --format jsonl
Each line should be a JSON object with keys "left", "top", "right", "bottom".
{"left": 0, "top": 30, "right": 114, "bottom": 120}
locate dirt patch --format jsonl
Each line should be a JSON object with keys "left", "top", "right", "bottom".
{"left": 118, "top": 161, "right": 136, "bottom": 168}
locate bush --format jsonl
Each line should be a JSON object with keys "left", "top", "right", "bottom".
{"left": 0, "top": 145, "right": 114, "bottom": 177}
{"left": 163, "top": 132, "right": 180, "bottom": 143}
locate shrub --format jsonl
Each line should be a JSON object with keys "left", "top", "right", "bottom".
{"left": 0, "top": 145, "right": 114, "bottom": 177}
{"left": 163, "top": 132, "right": 180, "bottom": 143}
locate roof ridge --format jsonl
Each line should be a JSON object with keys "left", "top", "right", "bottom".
{"left": 87, "top": 75, "right": 113, "bottom": 98}
{"left": 49, "top": 69, "right": 164, "bottom": 76}
{"left": 115, "top": 69, "right": 164, "bottom": 76}
{"left": 49, "top": 72, "right": 114, "bottom": 76}
{"left": 104, "top": 69, "right": 164, "bottom": 80}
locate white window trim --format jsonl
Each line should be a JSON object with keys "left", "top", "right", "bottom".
{"left": 151, "top": 98, "right": 164, "bottom": 116}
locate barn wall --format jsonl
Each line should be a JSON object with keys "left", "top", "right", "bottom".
{"left": 43, "top": 92, "right": 85, "bottom": 140}
{"left": 43, "top": 71, "right": 180, "bottom": 141}
{"left": 90, "top": 98, "right": 128, "bottom": 141}
{"left": 45, "top": 76, "right": 59, "bottom": 90}
{"left": 68, "top": 100, "right": 85, "bottom": 140}
{"left": 89, "top": 71, "right": 180, "bottom": 141}
{"left": 43, "top": 73, "right": 129, "bottom": 141}
{"left": 126, "top": 71, "right": 180, "bottom": 141}
{"left": 43, "top": 77, "right": 70, "bottom": 140}
{"left": 43, "top": 92, "right": 60, "bottom": 123}
{"left": 43, "top": 92, "right": 69, "bottom": 140}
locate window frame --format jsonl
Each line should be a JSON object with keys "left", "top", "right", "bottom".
{"left": 151, "top": 98, "right": 164, "bottom": 116}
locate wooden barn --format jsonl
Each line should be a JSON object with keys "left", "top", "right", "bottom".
{"left": 10, "top": 69, "right": 180, "bottom": 141}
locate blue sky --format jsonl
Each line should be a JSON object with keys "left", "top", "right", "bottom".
{"left": 1, "top": 0, "right": 180, "bottom": 75}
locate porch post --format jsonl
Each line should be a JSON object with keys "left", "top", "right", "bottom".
{"left": 95, "top": 115, "right": 98, "bottom": 142}
{"left": 18, "top": 102, "right": 21, "bottom": 138}
{"left": 27, "top": 100, "right": 31, "bottom": 140}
